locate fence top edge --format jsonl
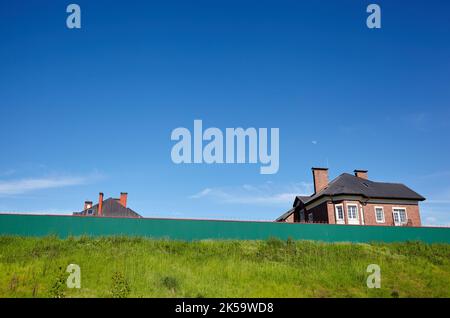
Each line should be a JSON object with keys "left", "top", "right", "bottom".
{"left": 0, "top": 213, "right": 449, "bottom": 230}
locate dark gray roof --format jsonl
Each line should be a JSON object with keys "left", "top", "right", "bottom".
{"left": 294, "top": 196, "right": 311, "bottom": 205}
{"left": 275, "top": 208, "right": 295, "bottom": 222}
{"left": 297, "top": 173, "right": 425, "bottom": 206}
{"left": 75, "top": 198, "right": 142, "bottom": 218}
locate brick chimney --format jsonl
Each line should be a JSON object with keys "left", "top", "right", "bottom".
{"left": 84, "top": 201, "right": 93, "bottom": 211}
{"left": 354, "top": 169, "right": 368, "bottom": 180}
{"left": 312, "top": 167, "right": 329, "bottom": 194}
{"left": 119, "top": 192, "right": 128, "bottom": 208}
{"left": 98, "top": 192, "right": 104, "bottom": 216}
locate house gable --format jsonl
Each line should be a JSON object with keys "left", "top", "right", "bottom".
{"left": 276, "top": 168, "right": 425, "bottom": 227}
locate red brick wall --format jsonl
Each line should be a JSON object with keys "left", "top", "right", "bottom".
{"left": 312, "top": 169, "right": 329, "bottom": 193}
{"left": 359, "top": 202, "right": 421, "bottom": 227}
{"left": 325, "top": 200, "right": 421, "bottom": 227}
{"left": 284, "top": 212, "right": 295, "bottom": 223}
{"left": 327, "top": 202, "right": 336, "bottom": 224}
{"left": 284, "top": 199, "right": 421, "bottom": 227}
{"left": 119, "top": 193, "right": 128, "bottom": 208}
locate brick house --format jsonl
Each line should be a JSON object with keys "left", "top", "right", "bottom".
{"left": 73, "top": 192, "right": 141, "bottom": 218}
{"left": 276, "top": 168, "right": 425, "bottom": 227}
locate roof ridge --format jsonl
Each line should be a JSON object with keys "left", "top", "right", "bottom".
{"left": 313, "top": 172, "right": 347, "bottom": 195}
{"left": 300, "top": 172, "right": 425, "bottom": 205}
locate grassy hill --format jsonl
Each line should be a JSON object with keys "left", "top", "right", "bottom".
{"left": 0, "top": 236, "right": 449, "bottom": 298}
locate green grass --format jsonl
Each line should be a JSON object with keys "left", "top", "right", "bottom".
{"left": 0, "top": 236, "right": 449, "bottom": 298}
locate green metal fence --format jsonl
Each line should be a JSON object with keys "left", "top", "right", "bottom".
{"left": 0, "top": 214, "right": 449, "bottom": 243}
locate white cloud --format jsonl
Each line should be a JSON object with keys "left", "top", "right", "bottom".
{"left": 425, "top": 216, "right": 437, "bottom": 223}
{"left": 189, "top": 181, "right": 312, "bottom": 206}
{"left": 420, "top": 202, "right": 450, "bottom": 227}
{"left": 189, "top": 188, "right": 213, "bottom": 199}
{"left": 0, "top": 174, "right": 98, "bottom": 196}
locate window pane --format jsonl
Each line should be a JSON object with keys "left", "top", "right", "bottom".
{"left": 400, "top": 210, "right": 406, "bottom": 222}
{"left": 348, "top": 206, "right": 357, "bottom": 219}
{"left": 336, "top": 206, "right": 344, "bottom": 220}
{"left": 393, "top": 213, "right": 399, "bottom": 223}
{"left": 376, "top": 208, "right": 383, "bottom": 221}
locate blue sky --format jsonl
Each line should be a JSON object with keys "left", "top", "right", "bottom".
{"left": 0, "top": 0, "right": 449, "bottom": 225}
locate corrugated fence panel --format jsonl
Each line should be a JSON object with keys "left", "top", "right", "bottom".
{"left": 0, "top": 214, "right": 449, "bottom": 243}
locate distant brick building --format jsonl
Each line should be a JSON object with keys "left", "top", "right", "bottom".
{"left": 276, "top": 168, "right": 425, "bottom": 227}
{"left": 73, "top": 192, "right": 141, "bottom": 218}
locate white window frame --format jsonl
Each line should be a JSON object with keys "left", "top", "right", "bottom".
{"left": 347, "top": 203, "right": 360, "bottom": 225}
{"left": 392, "top": 207, "right": 407, "bottom": 226}
{"left": 334, "top": 204, "right": 345, "bottom": 224}
{"left": 374, "top": 206, "right": 385, "bottom": 223}
{"left": 360, "top": 205, "right": 365, "bottom": 225}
